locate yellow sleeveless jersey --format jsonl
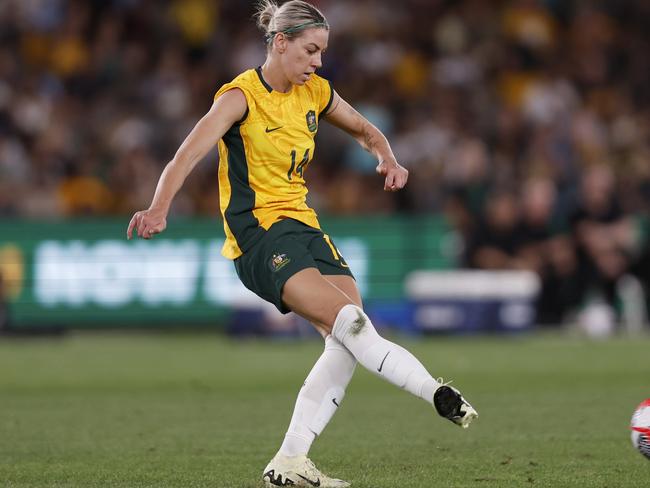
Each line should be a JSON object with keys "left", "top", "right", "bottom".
{"left": 214, "top": 68, "right": 334, "bottom": 259}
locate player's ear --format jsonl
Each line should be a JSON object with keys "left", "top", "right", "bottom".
{"left": 274, "top": 33, "right": 288, "bottom": 54}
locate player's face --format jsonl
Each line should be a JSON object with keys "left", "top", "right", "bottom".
{"left": 282, "top": 27, "right": 329, "bottom": 85}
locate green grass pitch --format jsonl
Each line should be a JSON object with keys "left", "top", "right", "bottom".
{"left": 1, "top": 331, "right": 648, "bottom": 487}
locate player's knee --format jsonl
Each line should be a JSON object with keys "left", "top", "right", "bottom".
{"left": 310, "top": 300, "right": 360, "bottom": 336}
{"left": 331, "top": 303, "right": 377, "bottom": 342}
{"left": 297, "top": 299, "right": 352, "bottom": 336}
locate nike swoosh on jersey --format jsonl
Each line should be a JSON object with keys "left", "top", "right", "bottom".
{"left": 265, "top": 126, "right": 283, "bottom": 133}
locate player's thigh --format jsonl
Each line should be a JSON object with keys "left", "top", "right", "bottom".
{"left": 322, "top": 274, "right": 362, "bottom": 308}
{"left": 281, "top": 268, "right": 354, "bottom": 334}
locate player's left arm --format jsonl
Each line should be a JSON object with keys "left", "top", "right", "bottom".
{"left": 323, "top": 91, "right": 408, "bottom": 192}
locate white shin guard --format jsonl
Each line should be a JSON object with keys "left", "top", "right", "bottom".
{"left": 332, "top": 304, "right": 439, "bottom": 403}
{"left": 279, "top": 335, "right": 356, "bottom": 457}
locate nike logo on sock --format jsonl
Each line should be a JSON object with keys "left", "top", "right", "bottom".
{"left": 297, "top": 474, "right": 321, "bottom": 487}
{"left": 265, "top": 126, "right": 283, "bottom": 133}
{"left": 332, "top": 398, "right": 339, "bottom": 407}
{"left": 377, "top": 351, "right": 390, "bottom": 372}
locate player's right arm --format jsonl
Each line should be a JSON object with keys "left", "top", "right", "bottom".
{"left": 324, "top": 91, "right": 408, "bottom": 192}
{"left": 127, "top": 88, "right": 247, "bottom": 239}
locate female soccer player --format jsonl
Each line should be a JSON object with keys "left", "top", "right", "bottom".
{"left": 127, "top": 1, "right": 477, "bottom": 486}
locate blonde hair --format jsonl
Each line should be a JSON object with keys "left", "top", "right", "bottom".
{"left": 255, "top": 0, "right": 329, "bottom": 45}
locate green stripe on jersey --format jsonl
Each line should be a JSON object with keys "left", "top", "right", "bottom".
{"left": 223, "top": 124, "right": 265, "bottom": 252}
{"left": 319, "top": 79, "right": 334, "bottom": 117}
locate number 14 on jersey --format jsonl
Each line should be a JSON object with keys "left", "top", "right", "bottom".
{"left": 287, "top": 149, "right": 310, "bottom": 181}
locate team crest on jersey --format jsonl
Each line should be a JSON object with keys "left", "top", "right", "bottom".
{"left": 270, "top": 253, "right": 291, "bottom": 272}
{"left": 306, "top": 110, "right": 317, "bottom": 132}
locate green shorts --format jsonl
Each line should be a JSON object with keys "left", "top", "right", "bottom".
{"left": 234, "top": 218, "right": 354, "bottom": 313}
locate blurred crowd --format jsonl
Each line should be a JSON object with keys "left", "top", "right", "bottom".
{"left": 0, "top": 0, "right": 648, "bottom": 324}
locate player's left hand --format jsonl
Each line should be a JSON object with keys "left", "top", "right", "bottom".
{"left": 376, "top": 159, "right": 408, "bottom": 192}
{"left": 127, "top": 208, "right": 167, "bottom": 240}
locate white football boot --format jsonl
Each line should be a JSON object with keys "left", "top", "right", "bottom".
{"left": 262, "top": 453, "right": 350, "bottom": 487}
{"left": 433, "top": 384, "right": 478, "bottom": 429}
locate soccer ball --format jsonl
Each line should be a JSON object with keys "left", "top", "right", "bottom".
{"left": 631, "top": 399, "right": 650, "bottom": 459}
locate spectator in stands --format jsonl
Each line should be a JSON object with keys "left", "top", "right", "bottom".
{"left": 571, "top": 165, "right": 637, "bottom": 310}
{"left": 517, "top": 177, "right": 581, "bottom": 324}
{"left": 465, "top": 189, "right": 526, "bottom": 270}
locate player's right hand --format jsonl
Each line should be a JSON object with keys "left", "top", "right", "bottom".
{"left": 127, "top": 209, "right": 167, "bottom": 240}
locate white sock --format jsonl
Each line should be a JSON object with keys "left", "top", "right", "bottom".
{"left": 279, "top": 335, "right": 357, "bottom": 457}
{"left": 332, "top": 304, "right": 440, "bottom": 403}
